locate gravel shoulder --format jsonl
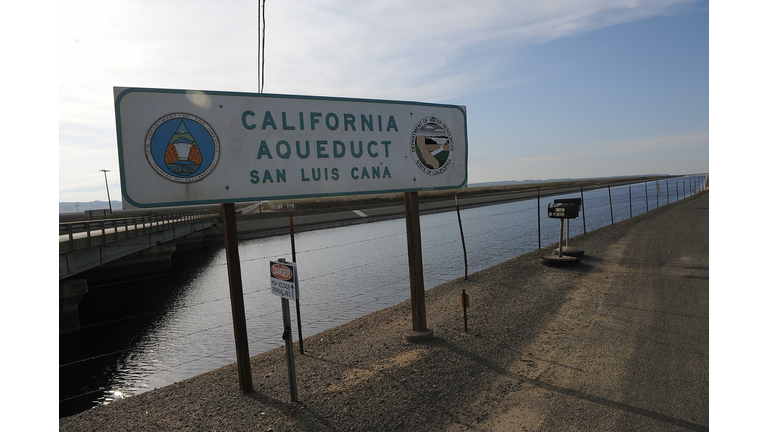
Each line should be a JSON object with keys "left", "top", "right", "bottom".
{"left": 60, "top": 191, "right": 709, "bottom": 431}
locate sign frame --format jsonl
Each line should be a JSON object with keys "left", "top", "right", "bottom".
{"left": 114, "top": 87, "right": 468, "bottom": 208}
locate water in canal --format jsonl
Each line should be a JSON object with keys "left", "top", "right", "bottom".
{"left": 59, "top": 176, "right": 702, "bottom": 417}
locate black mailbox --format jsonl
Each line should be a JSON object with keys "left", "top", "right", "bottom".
{"left": 547, "top": 198, "right": 581, "bottom": 219}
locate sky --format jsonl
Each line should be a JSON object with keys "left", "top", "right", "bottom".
{"left": 9, "top": 1, "right": 768, "bottom": 427}
{"left": 57, "top": 0, "right": 709, "bottom": 204}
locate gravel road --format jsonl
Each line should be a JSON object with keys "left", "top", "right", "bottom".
{"left": 60, "top": 190, "right": 708, "bottom": 431}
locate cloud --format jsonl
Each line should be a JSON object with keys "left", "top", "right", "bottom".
{"left": 261, "top": 0, "right": 697, "bottom": 99}
{"left": 59, "top": 0, "right": 698, "bottom": 111}
{"left": 58, "top": 0, "right": 703, "bottom": 201}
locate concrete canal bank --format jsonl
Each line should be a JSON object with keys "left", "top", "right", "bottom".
{"left": 60, "top": 190, "right": 708, "bottom": 431}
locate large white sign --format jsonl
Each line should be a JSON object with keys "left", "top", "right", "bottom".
{"left": 114, "top": 87, "right": 468, "bottom": 208}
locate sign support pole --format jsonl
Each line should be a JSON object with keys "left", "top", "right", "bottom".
{"left": 221, "top": 203, "right": 253, "bottom": 394}
{"left": 403, "top": 192, "right": 433, "bottom": 342}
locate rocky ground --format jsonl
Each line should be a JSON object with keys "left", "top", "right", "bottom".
{"left": 59, "top": 191, "right": 709, "bottom": 431}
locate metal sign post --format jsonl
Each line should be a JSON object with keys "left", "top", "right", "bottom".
{"left": 271, "top": 258, "right": 299, "bottom": 401}
{"left": 455, "top": 194, "right": 468, "bottom": 281}
{"left": 280, "top": 297, "right": 298, "bottom": 402}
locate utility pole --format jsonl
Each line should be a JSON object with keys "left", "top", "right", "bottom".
{"left": 99, "top": 170, "right": 113, "bottom": 214}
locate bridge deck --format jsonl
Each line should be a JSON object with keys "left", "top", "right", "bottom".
{"left": 59, "top": 212, "right": 219, "bottom": 279}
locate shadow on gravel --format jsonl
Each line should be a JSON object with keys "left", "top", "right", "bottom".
{"left": 302, "top": 354, "right": 354, "bottom": 369}
{"left": 438, "top": 341, "right": 709, "bottom": 432}
{"left": 582, "top": 256, "right": 604, "bottom": 264}
{"left": 544, "top": 260, "right": 600, "bottom": 273}
{"left": 569, "top": 262, "right": 599, "bottom": 272}
{"left": 245, "top": 391, "right": 344, "bottom": 432}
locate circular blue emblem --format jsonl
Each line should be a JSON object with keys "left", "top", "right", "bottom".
{"left": 145, "top": 113, "right": 220, "bottom": 183}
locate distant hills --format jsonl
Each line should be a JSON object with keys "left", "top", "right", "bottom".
{"left": 468, "top": 175, "right": 668, "bottom": 188}
{"left": 59, "top": 201, "right": 123, "bottom": 214}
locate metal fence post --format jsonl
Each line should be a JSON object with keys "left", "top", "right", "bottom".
{"left": 580, "top": 185, "right": 586, "bottom": 234}
{"left": 455, "top": 195, "right": 468, "bottom": 280}
{"left": 645, "top": 182, "right": 649, "bottom": 212}
{"left": 537, "top": 187, "right": 541, "bottom": 249}
{"left": 608, "top": 185, "right": 614, "bottom": 224}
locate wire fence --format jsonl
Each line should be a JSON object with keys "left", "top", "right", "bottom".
{"left": 59, "top": 174, "right": 708, "bottom": 412}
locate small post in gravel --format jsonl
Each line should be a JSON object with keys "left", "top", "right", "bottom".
{"left": 461, "top": 289, "right": 469, "bottom": 332}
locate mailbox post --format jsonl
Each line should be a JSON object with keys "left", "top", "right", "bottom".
{"left": 547, "top": 199, "right": 582, "bottom": 258}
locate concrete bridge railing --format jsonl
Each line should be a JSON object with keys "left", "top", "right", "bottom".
{"left": 59, "top": 212, "right": 219, "bottom": 253}
{"left": 59, "top": 211, "right": 219, "bottom": 279}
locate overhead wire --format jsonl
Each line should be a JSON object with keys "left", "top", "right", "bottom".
{"left": 258, "top": 0, "right": 266, "bottom": 93}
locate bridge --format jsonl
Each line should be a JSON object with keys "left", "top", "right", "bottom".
{"left": 59, "top": 211, "right": 220, "bottom": 280}
{"left": 59, "top": 211, "right": 219, "bottom": 334}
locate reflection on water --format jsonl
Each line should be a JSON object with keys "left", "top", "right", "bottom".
{"left": 59, "top": 177, "right": 700, "bottom": 417}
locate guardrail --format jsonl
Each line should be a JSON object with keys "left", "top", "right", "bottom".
{"left": 59, "top": 212, "right": 220, "bottom": 253}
